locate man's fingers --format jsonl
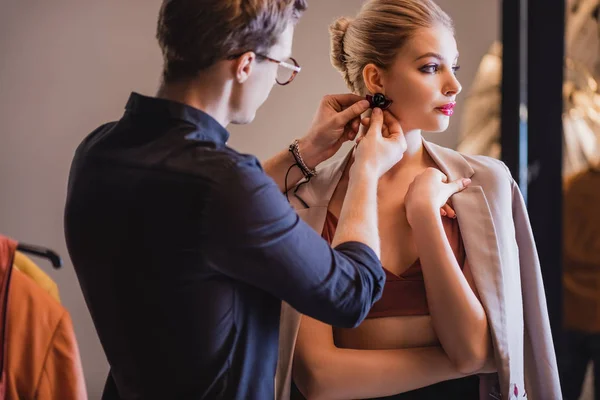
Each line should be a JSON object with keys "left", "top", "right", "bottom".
{"left": 386, "top": 123, "right": 407, "bottom": 150}
{"left": 362, "top": 114, "right": 399, "bottom": 139}
{"left": 335, "top": 99, "right": 370, "bottom": 126}
{"left": 365, "top": 108, "right": 383, "bottom": 135}
{"left": 347, "top": 117, "right": 360, "bottom": 133}
{"left": 382, "top": 126, "right": 390, "bottom": 138}
{"left": 328, "top": 93, "right": 368, "bottom": 109}
{"left": 346, "top": 118, "right": 360, "bottom": 140}
{"left": 362, "top": 113, "right": 400, "bottom": 129}
{"left": 382, "top": 110, "right": 403, "bottom": 136}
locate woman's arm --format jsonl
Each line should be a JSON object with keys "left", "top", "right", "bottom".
{"left": 411, "top": 211, "right": 491, "bottom": 374}
{"left": 404, "top": 169, "right": 492, "bottom": 374}
{"left": 292, "top": 315, "right": 469, "bottom": 400}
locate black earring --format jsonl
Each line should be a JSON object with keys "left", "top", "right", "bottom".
{"left": 366, "top": 93, "right": 393, "bottom": 110}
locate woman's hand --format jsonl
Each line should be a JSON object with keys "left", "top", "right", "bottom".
{"left": 405, "top": 168, "right": 471, "bottom": 226}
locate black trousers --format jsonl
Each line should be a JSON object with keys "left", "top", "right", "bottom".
{"left": 291, "top": 375, "right": 480, "bottom": 400}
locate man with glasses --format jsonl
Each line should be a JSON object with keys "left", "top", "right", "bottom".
{"left": 64, "top": 1, "right": 406, "bottom": 399}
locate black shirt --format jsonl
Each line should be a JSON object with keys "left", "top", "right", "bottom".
{"left": 64, "top": 93, "right": 385, "bottom": 399}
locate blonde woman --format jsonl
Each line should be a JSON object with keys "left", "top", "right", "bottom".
{"left": 276, "top": 0, "right": 561, "bottom": 399}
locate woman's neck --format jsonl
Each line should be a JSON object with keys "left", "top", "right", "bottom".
{"left": 385, "top": 129, "right": 428, "bottom": 175}
{"left": 403, "top": 129, "right": 425, "bottom": 162}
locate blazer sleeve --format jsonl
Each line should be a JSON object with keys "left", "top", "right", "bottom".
{"left": 511, "top": 177, "right": 562, "bottom": 399}
{"left": 36, "top": 311, "right": 88, "bottom": 400}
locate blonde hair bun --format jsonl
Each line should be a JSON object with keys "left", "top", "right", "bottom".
{"left": 329, "top": 17, "right": 357, "bottom": 91}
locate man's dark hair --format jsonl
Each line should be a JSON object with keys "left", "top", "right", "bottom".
{"left": 156, "top": 0, "right": 308, "bottom": 83}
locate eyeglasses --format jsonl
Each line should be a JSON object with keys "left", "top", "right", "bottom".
{"left": 228, "top": 53, "right": 301, "bottom": 86}
{"left": 257, "top": 54, "right": 301, "bottom": 85}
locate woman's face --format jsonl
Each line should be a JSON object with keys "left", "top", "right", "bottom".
{"left": 378, "top": 25, "right": 462, "bottom": 133}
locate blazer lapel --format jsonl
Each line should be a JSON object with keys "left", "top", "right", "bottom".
{"left": 293, "top": 147, "right": 354, "bottom": 207}
{"left": 424, "top": 140, "right": 510, "bottom": 395}
{"left": 291, "top": 149, "right": 354, "bottom": 233}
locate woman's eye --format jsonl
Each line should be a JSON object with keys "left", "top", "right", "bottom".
{"left": 452, "top": 65, "right": 461, "bottom": 75}
{"left": 420, "top": 64, "right": 439, "bottom": 74}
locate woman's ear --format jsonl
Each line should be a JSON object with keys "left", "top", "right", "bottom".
{"left": 233, "top": 52, "right": 256, "bottom": 84}
{"left": 362, "top": 63, "right": 385, "bottom": 95}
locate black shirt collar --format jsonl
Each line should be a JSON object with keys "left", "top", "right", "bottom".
{"left": 125, "top": 92, "right": 230, "bottom": 145}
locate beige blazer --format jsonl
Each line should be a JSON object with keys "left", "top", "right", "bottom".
{"left": 275, "top": 140, "right": 561, "bottom": 400}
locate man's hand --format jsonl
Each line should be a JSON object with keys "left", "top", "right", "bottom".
{"left": 298, "top": 94, "right": 370, "bottom": 168}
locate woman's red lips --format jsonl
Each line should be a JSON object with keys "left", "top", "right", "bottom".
{"left": 436, "top": 102, "right": 456, "bottom": 116}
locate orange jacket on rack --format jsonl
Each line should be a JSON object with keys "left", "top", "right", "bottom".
{"left": 0, "top": 235, "right": 87, "bottom": 400}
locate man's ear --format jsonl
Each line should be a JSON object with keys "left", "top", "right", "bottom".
{"left": 363, "top": 63, "right": 385, "bottom": 95}
{"left": 233, "top": 52, "right": 256, "bottom": 84}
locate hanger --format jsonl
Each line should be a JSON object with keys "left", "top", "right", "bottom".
{"left": 16, "top": 243, "right": 63, "bottom": 269}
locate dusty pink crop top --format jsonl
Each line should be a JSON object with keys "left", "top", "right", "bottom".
{"left": 322, "top": 210, "right": 467, "bottom": 318}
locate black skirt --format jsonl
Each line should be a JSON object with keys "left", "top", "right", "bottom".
{"left": 291, "top": 375, "right": 480, "bottom": 400}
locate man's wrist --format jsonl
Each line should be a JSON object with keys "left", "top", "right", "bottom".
{"left": 296, "top": 137, "right": 327, "bottom": 169}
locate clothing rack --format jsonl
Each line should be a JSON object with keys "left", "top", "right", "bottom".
{"left": 16, "top": 243, "right": 62, "bottom": 269}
